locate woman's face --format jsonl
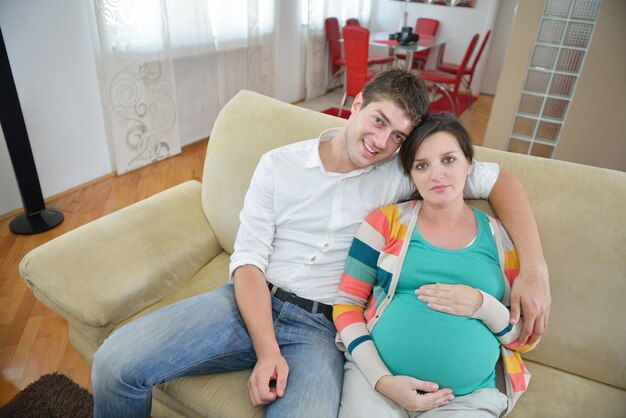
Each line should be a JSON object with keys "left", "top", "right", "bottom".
{"left": 410, "top": 131, "right": 471, "bottom": 207}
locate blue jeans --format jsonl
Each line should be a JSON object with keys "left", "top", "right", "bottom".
{"left": 92, "top": 284, "right": 344, "bottom": 418}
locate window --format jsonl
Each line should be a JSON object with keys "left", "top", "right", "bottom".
{"left": 507, "top": 0, "right": 601, "bottom": 158}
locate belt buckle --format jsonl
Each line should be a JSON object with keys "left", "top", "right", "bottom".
{"left": 285, "top": 290, "right": 299, "bottom": 303}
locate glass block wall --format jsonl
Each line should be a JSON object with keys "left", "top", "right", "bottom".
{"left": 507, "top": 0, "right": 602, "bottom": 158}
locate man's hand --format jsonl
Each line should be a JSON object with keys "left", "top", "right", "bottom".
{"left": 247, "top": 352, "right": 289, "bottom": 407}
{"left": 416, "top": 284, "right": 483, "bottom": 317}
{"left": 510, "top": 266, "right": 551, "bottom": 346}
{"left": 233, "top": 266, "right": 290, "bottom": 407}
{"left": 375, "top": 375, "right": 453, "bottom": 411}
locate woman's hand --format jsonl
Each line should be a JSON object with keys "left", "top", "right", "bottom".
{"left": 375, "top": 375, "right": 453, "bottom": 411}
{"left": 416, "top": 284, "right": 483, "bottom": 317}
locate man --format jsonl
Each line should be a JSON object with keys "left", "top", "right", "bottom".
{"left": 92, "top": 69, "right": 550, "bottom": 417}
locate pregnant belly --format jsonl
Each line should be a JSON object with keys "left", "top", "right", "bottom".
{"left": 371, "top": 294, "right": 500, "bottom": 395}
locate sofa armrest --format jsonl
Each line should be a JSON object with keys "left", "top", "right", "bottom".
{"left": 20, "top": 180, "right": 223, "bottom": 328}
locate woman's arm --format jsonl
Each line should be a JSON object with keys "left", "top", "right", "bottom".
{"left": 416, "top": 219, "right": 540, "bottom": 353}
{"left": 333, "top": 209, "right": 392, "bottom": 386}
{"left": 473, "top": 290, "right": 537, "bottom": 352}
{"left": 334, "top": 209, "right": 452, "bottom": 410}
{"left": 415, "top": 284, "right": 537, "bottom": 352}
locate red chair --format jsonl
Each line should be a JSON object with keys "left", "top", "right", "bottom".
{"left": 395, "top": 18, "right": 439, "bottom": 70}
{"left": 346, "top": 18, "right": 360, "bottom": 26}
{"left": 339, "top": 26, "right": 381, "bottom": 113}
{"left": 437, "top": 30, "right": 491, "bottom": 108}
{"left": 324, "top": 18, "right": 393, "bottom": 90}
{"left": 420, "top": 33, "right": 479, "bottom": 115}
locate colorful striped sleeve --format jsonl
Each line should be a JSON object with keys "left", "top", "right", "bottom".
{"left": 333, "top": 208, "right": 393, "bottom": 387}
{"left": 472, "top": 221, "right": 538, "bottom": 353}
{"left": 472, "top": 291, "right": 537, "bottom": 353}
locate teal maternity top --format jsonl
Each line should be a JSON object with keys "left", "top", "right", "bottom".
{"left": 371, "top": 208, "right": 504, "bottom": 396}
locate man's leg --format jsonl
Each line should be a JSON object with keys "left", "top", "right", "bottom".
{"left": 263, "top": 301, "right": 345, "bottom": 418}
{"left": 339, "top": 354, "right": 408, "bottom": 418}
{"left": 92, "top": 284, "right": 256, "bottom": 418}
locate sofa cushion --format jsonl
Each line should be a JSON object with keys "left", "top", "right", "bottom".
{"left": 118, "top": 251, "right": 232, "bottom": 328}
{"left": 158, "top": 371, "right": 261, "bottom": 417}
{"left": 509, "top": 361, "right": 626, "bottom": 417}
{"left": 20, "top": 181, "right": 220, "bottom": 328}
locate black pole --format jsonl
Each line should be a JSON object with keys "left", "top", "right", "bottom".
{"left": 0, "top": 25, "right": 63, "bottom": 234}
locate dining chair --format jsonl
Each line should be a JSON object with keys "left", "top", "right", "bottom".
{"left": 437, "top": 30, "right": 491, "bottom": 108}
{"left": 339, "top": 25, "right": 381, "bottom": 114}
{"left": 324, "top": 17, "right": 393, "bottom": 91}
{"left": 420, "top": 33, "right": 479, "bottom": 115}
{"left": 395, "top": 18, "right": 440, "bottom": 70}
{"left": 346, "top": 18, "right": 360, "bottom": 26}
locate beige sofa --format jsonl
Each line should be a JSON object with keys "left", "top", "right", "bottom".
{"left": 20, "top": 90, "right": 626, "bottom": 417}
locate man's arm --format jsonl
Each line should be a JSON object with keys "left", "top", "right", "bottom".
{"left": 233, "top": 265, "right": 288, "bottom": 407}
{"left": 229, "top": 153, "right": 287, "bottom": 406}
{"left": 488, "top": 169, "right": 551, "bottom": 345}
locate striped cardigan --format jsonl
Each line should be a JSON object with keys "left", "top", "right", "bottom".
{"left": 333, "top": 200, "right": 537, "bottom": 415}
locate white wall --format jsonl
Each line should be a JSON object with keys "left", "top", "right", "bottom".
{"left": 370, "top": 0, "right": 500, "bottom": 96}
{"left": 0, "top": 0, "right": 509, "bottom": 217}
{"left": 481, "top": 0, "right": 517, "bottom": 94}
{"left": 0, "top": 0, "right": 111, "bottom": 216}
{"left": 0, "top": 0, "right": 305, "bottom": 217}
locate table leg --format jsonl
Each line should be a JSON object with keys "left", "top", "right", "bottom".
{"left": 436, "top": 44, "right": 446, "bottom": 65}
{"left": 406, "top": 51, "right": 414, "bottom": 72}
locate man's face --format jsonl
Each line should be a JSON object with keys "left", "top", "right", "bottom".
{"left": 343, "top": 93, "right": 414, "bottom": 170}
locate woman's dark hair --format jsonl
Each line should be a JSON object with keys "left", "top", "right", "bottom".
{"left": 399, "top": 112, "right": 474, "bottom": 176}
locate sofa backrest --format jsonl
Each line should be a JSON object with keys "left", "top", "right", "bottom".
{"left": 202, "top": 90, "right": 343, "bottom": 254}
{"left": 471, "top": 146, "right": 626, "bottom": 391}
{"left": 202, "top": 90, "right": 626, "bottom": 391}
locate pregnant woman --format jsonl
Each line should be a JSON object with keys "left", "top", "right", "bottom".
{"left": 333, "top": 113, "right": 538, "bottom": 417}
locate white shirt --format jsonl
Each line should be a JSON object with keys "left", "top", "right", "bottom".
{"left": 229, "top": 128, "right": 499, "bottom": 305}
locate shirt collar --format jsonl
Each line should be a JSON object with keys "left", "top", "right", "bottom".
{"left": 304, "top": 128, "right": 390, "bottom": 176}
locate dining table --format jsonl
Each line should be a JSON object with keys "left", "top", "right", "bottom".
{"left": 369, "top": 32, "right": 451, "bottom": 71}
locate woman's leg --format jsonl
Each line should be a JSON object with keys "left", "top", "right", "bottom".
{"left": 92, "top": 284, "right": 256, "bottom": 418}
{"left": 339, "top": 354, "right": 409, "bottom": 418}
{"left": 413, "top": 388, "right": 507, "bottom": 418}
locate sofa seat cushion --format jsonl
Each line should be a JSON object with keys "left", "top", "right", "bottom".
{"left": 116, "top": 251, "right": 262, "bottom": 417}
{"left": 117, "top": 251, "right": 232, "bottom": 328}
{"left": 20, "top": 181, "right": 220, "bottom": 328}
{"left": 157, "top": 371, "right": 261, "bottom": 417}
{"left": 510, "top": 361, "right": 626, "bottom": 417}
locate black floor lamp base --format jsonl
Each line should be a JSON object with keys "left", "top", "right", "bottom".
{"left": 9, "top": 208, "right": 64, "bottom": 235}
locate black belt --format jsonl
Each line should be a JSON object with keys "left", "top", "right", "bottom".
{"left": 268, "top": 283, "right": 334, "bottom": 322}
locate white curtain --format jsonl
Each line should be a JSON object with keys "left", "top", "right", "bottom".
{"left": 304, "top": 0, "right": 372, "bottom": 101}
{"left": 90, "top": 0, "right": 275, "bottom": 174}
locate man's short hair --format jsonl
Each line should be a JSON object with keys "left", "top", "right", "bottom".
{"left": 361, "top": 68, "right": 429, "bottom": 128}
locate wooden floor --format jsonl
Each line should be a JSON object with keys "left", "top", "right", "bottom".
{"left": 0, "top": 94, "right": 492, "bottom": 405}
